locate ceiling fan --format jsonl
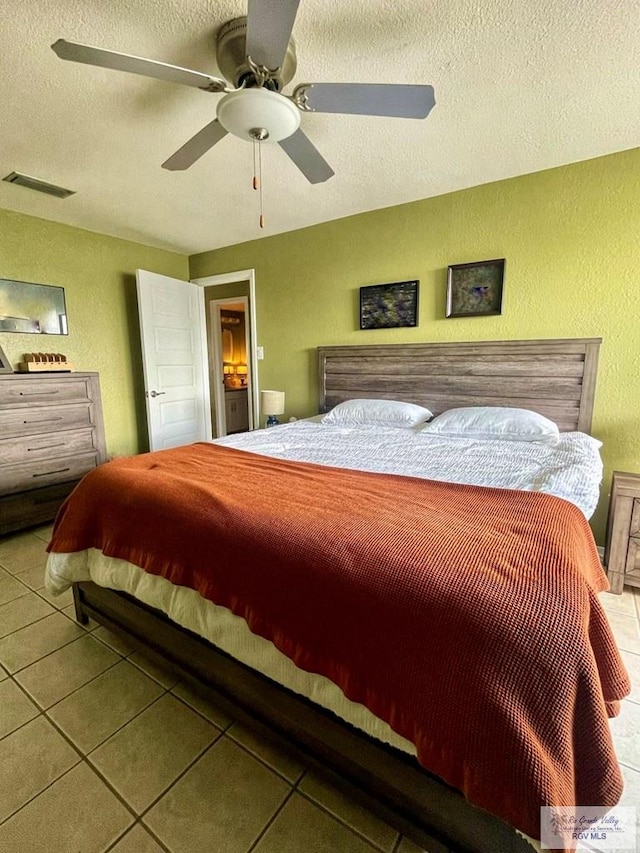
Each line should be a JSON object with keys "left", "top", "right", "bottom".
{"left": 51, "top": 0, "right": 436, "bottom": 185}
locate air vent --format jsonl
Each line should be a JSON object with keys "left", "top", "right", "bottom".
{"left": 2, "top": 172, "right": 75, "bottom": 199}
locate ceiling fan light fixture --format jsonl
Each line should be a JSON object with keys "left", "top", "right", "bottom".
{"left": 216, "top": 89, "right": 300, "bottom": 143}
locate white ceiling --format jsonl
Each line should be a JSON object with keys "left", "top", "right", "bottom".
{"left": 1, "top": 0, "right": 639, "bottom": 255}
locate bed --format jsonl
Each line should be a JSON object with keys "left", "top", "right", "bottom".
{"left": 44, "top": 337, "right": 629, "bottom": 853}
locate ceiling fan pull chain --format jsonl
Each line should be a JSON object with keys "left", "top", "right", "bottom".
{"left": 259, "top": 140, "right": 265, "bottom": 229}
{"left": 252, "top": 139, "right": 259, "bottom": 190}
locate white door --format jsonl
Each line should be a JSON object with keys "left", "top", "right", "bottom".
{"left": 136, "top": 269, "right": 211, "bottom": 451}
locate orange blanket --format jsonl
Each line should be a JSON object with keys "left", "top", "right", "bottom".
{"left": 48, "top": 443, "right": 630, "bottom": 841}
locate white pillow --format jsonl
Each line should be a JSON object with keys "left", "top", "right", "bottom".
{"left": 420, "top": 406, "right": 560, "bottom": 445}
{"left": 321, "top": 399, "right": 433, "bottom": 428}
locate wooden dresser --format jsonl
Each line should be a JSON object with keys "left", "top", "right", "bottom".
{"left": 604, "top": 471, "right": 640, "bottom": 593}
{"left": 0, "top": 372, "right": 107, "bottom": 535}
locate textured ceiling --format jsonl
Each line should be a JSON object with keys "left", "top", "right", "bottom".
{"left": 1, "top": 0, "right": 639, "bottom": 254}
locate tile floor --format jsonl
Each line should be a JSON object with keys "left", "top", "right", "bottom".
{"left": 0, "top": 528, "right": 639, "bottom": 853}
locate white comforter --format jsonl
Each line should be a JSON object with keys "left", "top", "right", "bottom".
{"left": 215, "top": 418, "right": 603, "bottom": 518}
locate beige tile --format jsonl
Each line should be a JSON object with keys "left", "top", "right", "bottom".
{"left": 90, "top": 693, "right": 218, "bottom": 813}
{"left": 172, "top": 677, "right": 236, "bottom": 729}
{"left": 0, "top": 611, "right": 85, "bottom": 673}
{"left": 254, "top": 791, "right": 378, "bottom": 853}
{"left": 299, "top": 771, "right": 398, "bottom": 851}
{"left": 145, "top": 737, "right": 289, "bottom": 853}
{"left": 128, "top": 647, "right": 179, "bottom": 688}
{"left": 0, "top": 715, "right": 79, "bottom": 822}
{"left": 37, "top": 585, "right": 74, "bottom": 610}
{"left": 0, "top": 574, "right": 30, "bottom": 605}
{"left": 0, "top": 592, "right": 54, "bottom": 638}
{"left": 0, "top": 762, "right": 133, "bottom": 853}
{"left": 93, "top": 624, "right": 139, "bottom": 656}
{"left": 228, "top": 718, "right": 306, "bottom": 783}
{"left": 0, "top": 531, "right": 44, "bottom": 558}
{"left": 0, "top": 538, "right": 48, "bottom": 572}
{"left": 49, "top": 659, "right": 165, "bottom": 753}
{"left": 606, "top": 609, "right": 640, "bottom": 654}
{"left": 620, "top": 650, "right": 640, "bottom": 705}
{"left": 601, "top": 588, "right": 638, "bottom": 617}
{"left": 0, "top": 679, "right": 39, "bottom": 738}
{"left": 0, "top": 664, "right": 7, "bottom": 681}
{"left": 15, "top": 634, "right": 120, "bottom": 709}
{"left": 14, "top": 563, "right": 47, "bottom": 591}
{"left": 610, "top": 700, "right": 640, "bottom": 771}
{"left": 619, "top": 763, "right": 640, "bottom": 837}
{"left": 109, "top": 824, "right": 165, "bottom": 852}
{"left": 32, "top": 525, "right": 54, "bottom": 542}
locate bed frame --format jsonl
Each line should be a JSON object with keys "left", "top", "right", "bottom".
{"left": 72, "top": 337, "right": 601, "bottom": 853}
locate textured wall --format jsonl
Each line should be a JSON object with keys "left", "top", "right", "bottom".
{"left": 0, "top": 208, "right": 188, "bottom": 456}
{"left": 190, "top": 147, "right": 640, "bottom": 541}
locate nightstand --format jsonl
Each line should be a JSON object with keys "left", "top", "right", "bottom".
{"left": 604, "top": 471, "right": 640, "bottom": 594}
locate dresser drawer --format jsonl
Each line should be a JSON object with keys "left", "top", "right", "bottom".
{"left": 0, "top": 481, "right": 78, "bottom": 535}
{"left": 0, "top": 428, "right": 97, "bottom": 466}
{"left": 0, "top": 452, "right": 98, "bottom": 496}
{"left": 0, "top": 403, "right": 94, "bottom": 439}
{"left": 0, "top": 376, "right": 92, "bottom": 409}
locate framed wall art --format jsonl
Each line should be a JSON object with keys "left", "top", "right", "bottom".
{"left": 0, "top": 342, "right": 11, "bottom": 373}
{"left": 446, "top": 259, "right": 505, "bottom": 318}
{"left": 0, "top": 278, "right": 68, "bottom": 334}
{"left": 360, "top": 279, "right": 419, "bottom": 330}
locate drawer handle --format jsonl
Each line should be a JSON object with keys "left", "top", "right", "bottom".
{"left": 27, "top": 443, "right": 66, "bottom": 452}
{"left": 18, "top": 390, "right": 60, "bottom": 396}
{"left": 32, "top": 467, "right": 71, "bottom": 478}
{"left": 24, "top": 417, "right": 63, "bottom": 424}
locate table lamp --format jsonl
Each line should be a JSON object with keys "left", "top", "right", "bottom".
{"left": 236, "top": 364, "right": 248, "bottom": 386}
{"left": 261, "top": 390, "right": 285, "bottom": 427}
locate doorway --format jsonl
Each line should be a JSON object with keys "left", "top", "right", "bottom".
{"left": 194, "top": 269, "right": 259, "bottom": 438}
{"left": 211, "top": 297, "right": 252, "bottom": 436}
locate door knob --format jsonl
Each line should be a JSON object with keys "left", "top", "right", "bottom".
{"left": 149, "top": 390, "right": 166, "bottom": 398}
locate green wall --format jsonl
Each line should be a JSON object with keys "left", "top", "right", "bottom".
{"left": 0, "top": 208, "right": 188, "bottom": 456}
{"left": 190, "top": 147, "right": 640, "bottom": 541}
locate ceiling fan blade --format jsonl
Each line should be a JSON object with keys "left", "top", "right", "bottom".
{"left": 162, "top": 119, "right": 229, "bottom": 171}
{"left": 246, "top": 0, "right": 301, "bottom": 70}
{"left": 51, "top": 39, "right": 227, "bottom": 93}
{"left": 294, "top": 83, "right": 436, "bottom": 119}
{"left": 279, "top": 129, "right": 334, "bottom": 184}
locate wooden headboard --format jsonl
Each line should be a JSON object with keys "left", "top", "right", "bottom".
{"left": 318, "top": 338, "right": 601, "bottom": 433}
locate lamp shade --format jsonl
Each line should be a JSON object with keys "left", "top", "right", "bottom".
{"left": 261, "top": 390, "right": 285, "bottom": 416}
{"left": 236, "top": 365, "right": 248, "bottom": 376}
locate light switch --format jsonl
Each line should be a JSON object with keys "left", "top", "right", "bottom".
{"left": 256, "top": 346, "right": 264, "bottom": 360}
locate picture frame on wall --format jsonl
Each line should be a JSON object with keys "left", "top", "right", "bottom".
{"left": 0, "top": 343, "right": 12, "bottom": 373}
{"left": 446, "top": 259, "right": 505, "bottom": 318}
{"left": 0, "top": 278, "right": 68, "bottom": 335}
{"left": 360, "top": 279, "right": 419, "bottom": 330}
